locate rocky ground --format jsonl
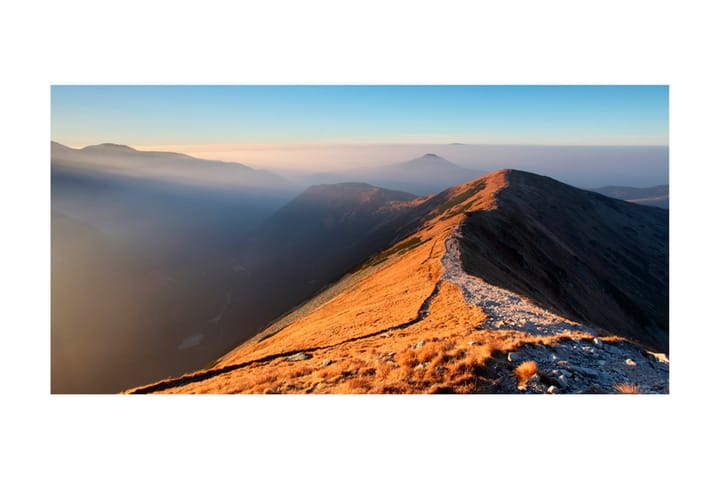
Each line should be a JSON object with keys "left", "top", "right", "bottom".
{"left": 442, "top": 228, "right": 669, "bottom": 394}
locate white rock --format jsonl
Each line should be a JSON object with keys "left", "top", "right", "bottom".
{"left": 508, "top": 351, "right": 523, "bottom": 363}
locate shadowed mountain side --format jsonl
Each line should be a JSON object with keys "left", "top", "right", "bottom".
{"left": 590, "top": 184, "right": 669, "bottom": 209}
{"left": 459, "top": 170, "right": 668, "bottom": 352}
{"left": 225, "top": 184, "right": 422, "bottom": 338}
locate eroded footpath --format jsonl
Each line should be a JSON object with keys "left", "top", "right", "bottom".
{"left": 441, "top": 228, "right": 669, "bottom": 394}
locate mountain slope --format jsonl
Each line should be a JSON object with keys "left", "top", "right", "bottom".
{"left": 224, "top": 183, "right": 421, "bottom": 341}
{"left": 126, "top": 169, "right": 669, "bottom": 394}
{"left": 460, "top": 171, "right": 668, "bottom": 352}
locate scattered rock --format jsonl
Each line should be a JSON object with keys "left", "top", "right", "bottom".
{"left": 319, "top": 359, "right": 332, "bottom": 367}
{"left": 625, "top": 358, "right": 637, "bottom": 367}
{"left": 547, "top": 385, "right": 558, "bottom": 394}
{"left": 285, "top": 352, "right": 311, "bottom": 362}
{"left": 593, "top": 337, "right": 603, "bottom": 347}
{"left": 414, "top": 363, "right": 427, "bottom": 370}
{"left": 556, "top": 375, "right": 569, "bottom": 388}
{"left": 508, "top": 351, "right": 523, "bottom": 363}
{"left": 468, "top": 341, "right": 479, "bottom": 346}
{"left": 380, "top": 352, "right": 396, "bottom": 361}
{"left": 412, "top": 340, "right": 426, "bottom": 350}
{"left": 645, "top": 351, "right": 669, "bottom": 364}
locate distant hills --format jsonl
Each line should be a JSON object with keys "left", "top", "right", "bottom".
{"left": 297, "top": 153, "right": 484, "bottom": 196}
{"left": 51, "top": 141, "right": 295, "bottom": 193}
{"left": 590, "top": 185, "right": 669, "bottom": 208}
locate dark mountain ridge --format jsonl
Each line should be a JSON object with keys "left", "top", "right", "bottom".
{"left": 459, "top": 170, "right": 668, "bottom": 352}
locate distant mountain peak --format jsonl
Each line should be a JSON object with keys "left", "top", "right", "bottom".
{"left": 83, "top": 143, "right": 137, "bottom": 152}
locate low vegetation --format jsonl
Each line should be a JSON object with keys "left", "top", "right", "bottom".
{"left": 136, "top": 280, "right": 601, "bottom": 394}
{"left": 514, "top": 361, "right": 538, "bottom": 389}
{"left": 614, "top": 383, "right": 640, "bottom": 394}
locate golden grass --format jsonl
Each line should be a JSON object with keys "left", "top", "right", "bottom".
{"left": 143, "top": 280, "right": 597, "bottom": 394}
{"left": 514, "top": 361, "right": 538, "bottom": 388}
{"left": 614, "top": 383, "right": 640, "bottom": 394}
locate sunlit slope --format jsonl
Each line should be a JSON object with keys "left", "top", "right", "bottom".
{"left": 126, "top": 170, "right": 669, "bottom": 394}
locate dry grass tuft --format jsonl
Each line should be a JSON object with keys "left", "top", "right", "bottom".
{"left": 614, "top": 383, "right": 640, "bottom": 394}
{"left": 514, "top": 361, "right": 538, "bottom": 388}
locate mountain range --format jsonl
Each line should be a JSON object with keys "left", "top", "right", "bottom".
{"left": 296, "top": 153, "right": 484, "bottom": 195}
{"left": 50, "top": 142, "right": 669, "bottom": 393}
{"left": 52, "top": 141, "right": 293, "bottom": 192}
{"left": 125, "top": 169, "right": 669, "bottom": 394}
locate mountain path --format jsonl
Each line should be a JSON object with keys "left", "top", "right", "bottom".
{"left": 441, "top": 229, "right": 595, "bottom": 337}
{"left": 440, "top": 224, "right": 669, "bottom": 393}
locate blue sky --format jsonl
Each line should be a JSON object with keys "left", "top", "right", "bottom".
{"left": 51, "top": 85, "right": 668, "bottom": 146}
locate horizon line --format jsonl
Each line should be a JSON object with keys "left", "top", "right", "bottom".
{"left": 52, "top": 140, "right": 670, "bottom": 150}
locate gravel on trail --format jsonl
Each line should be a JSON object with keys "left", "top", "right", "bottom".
{"left": 440, "top": 228, "right": 669, "bottom": 394}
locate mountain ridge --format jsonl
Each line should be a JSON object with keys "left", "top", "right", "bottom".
{"left": 125, "top": 168, "right": 669, "bottom": 394}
